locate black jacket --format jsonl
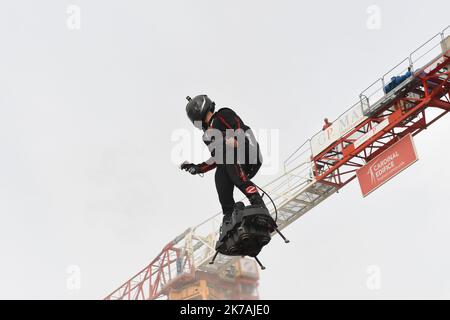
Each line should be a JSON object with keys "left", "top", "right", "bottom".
{"left": 199, "top": 108, "right": 261, "bottom": 173}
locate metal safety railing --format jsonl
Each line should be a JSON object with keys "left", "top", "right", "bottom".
{"left": 288, "top": 25, "right": 450, "bottom": 163}
{"left": 360, "top": 27, "right": 449, "bottom": 114}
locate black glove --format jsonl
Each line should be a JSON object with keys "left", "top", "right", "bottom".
{"left": 180, "top": 162, "right": 202, "bottom": 175}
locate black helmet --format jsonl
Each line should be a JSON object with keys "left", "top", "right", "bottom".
{"left": 185, "top": 95, "right": 215, "bottom": 130}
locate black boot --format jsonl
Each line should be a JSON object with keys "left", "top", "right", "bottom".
{"left": 249, "top": 194, "right": 266, "bottom": 208}
{"left": 234, "top": 201, "right": 245, "bottom": 211}
{"left": 222, "top": 212, "right": 232, "bottom": 224}
{"left": 219, "top": 212, "right": 232, "bottom": 240}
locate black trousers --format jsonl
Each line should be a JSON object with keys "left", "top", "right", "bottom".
{"left": 214, "top": 162, "right": 262, "bottom": 216}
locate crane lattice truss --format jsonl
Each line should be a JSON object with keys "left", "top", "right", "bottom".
{"left": 105, "top": 27, "right": 450, "bottom": 300}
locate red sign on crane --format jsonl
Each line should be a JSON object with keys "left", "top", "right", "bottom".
{"left": 357, "top": 133, "right": 418, "bottom": 197}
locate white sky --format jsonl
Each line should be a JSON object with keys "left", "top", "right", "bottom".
{"left": 0, "top": 0, "right": 450, "bottom": 299}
